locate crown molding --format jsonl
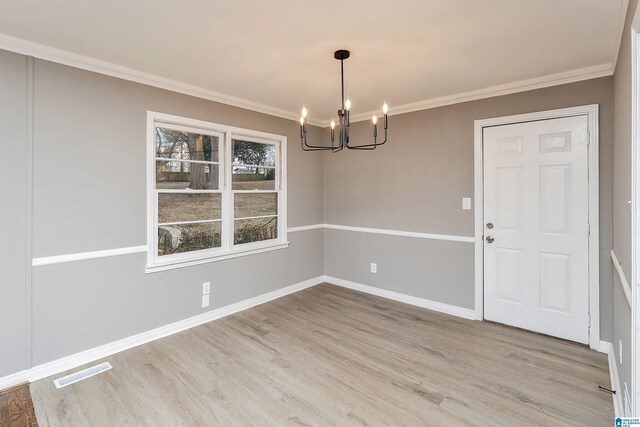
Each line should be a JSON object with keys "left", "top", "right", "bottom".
{"left": 346, "top": 62, "right": 614, "bottom": 124}
{"left": 0, "top": 33, "right": 614, "bottom": 129}
{"left": 0, "top": 33, "right": 326, "bottom": 127}
{"left": 612, "top": 0, "right": 631, "bottom": 72}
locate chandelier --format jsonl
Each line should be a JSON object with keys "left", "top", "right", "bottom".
{"left": 300, "top": 50, "right": 388, "bottom": 152}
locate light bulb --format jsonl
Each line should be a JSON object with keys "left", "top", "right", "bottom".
{"left": 382, "top": 102, "right": 388, "bottom": 114}
{"left": 330, "top": 119, "right": 335, "bottom": 130}
{"left": 300, "top": 116, "right": 305, "bottom": 125}
{"left": 345, "top": 99, "right": 351, "bottom": 111}
{"left": 372, "top": 115, "right": 378, "bottom": 124}
{"left": 301, "top": 107, "right": 308, "bottom": 118}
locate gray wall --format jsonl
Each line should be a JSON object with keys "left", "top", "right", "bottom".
{"left": 325, "top": 230, "right": 475, "bottom": 308}
{"left": 31, "top": 232, "right": 322, "bottom": 365}
{"left": 324, "top": 77, "right": 615, "bottom": 339}
{"left": 612, "top": 0, "right": 638, "bottom": 405}
{"left": 0, "top": 46, "right": 622, "bottom": 381}
{"left": 1, "top": 53, "right": 325, "bottom": 376}
{"left": 32, "top": 60, "right": 324, "bottom": 256}
{"left": 0, "top": 50, "right": 30, "bottom": 376}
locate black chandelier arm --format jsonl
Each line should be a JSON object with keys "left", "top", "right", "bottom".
{"left": 300, "top": 122, "right": 341, "bottom": 151}
{"left": 301, "top": 142, "right": 335, "bottom": 151}
{"left": 299, "top": 49, "right": 389, "bottom": 153}
{"left": 346, "top": 145, "right": 376, "bottom": 150}
{"left": 301, "top": 136, "right": 337, "bottom": 151}
{"left": 346, "top": 115, "right": 388, "bottom": 149}
{"left": 346, "top": 132, "right": 387, "bottom": 149}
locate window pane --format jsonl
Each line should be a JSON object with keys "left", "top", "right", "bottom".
{"left": 156, "top": 161, "right": 219, "bottom": 190}
{"left": 156, "top": 127, "right": 219, "bottom": 162}
{"left": 234, "top": 193, "right": 277, "bottom": 219}
{"left": 232, "top": 139, "right": 276, "bottom": 167}
{"left": 158, "top": 193, "right": 221, "bottom": 223}
{"left": 234, "top": 217, "right": 278, "bottom": 245}
{"left": 232, "top": 167, "right": 275, "bottom": 190}
{"left": 158, "top": 222, "right": 221, "bottom": 256}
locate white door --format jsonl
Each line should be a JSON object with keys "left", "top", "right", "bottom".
{"left": 483, "top": 115, "right": 590, "bottom": 343}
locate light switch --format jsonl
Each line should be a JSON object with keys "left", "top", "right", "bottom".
{"left": 202, "top": 294, "right": 210, "bottom": 308}
{"left": 462, "top": 197, "right": 472, "bottom": 210}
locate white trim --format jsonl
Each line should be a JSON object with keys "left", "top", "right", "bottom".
{"left": 0, "top": 276, "right": 325, "bottom": 391}
{"left": 147, "top": 111, "right": 288, "bottom": 271}
{"left": 612, "top": 250, "right": 633, "bottom": 306}
{"left": 232, "top": 163, "right": 276, "bottom": 169}
{"left": 346, "top": 64, "right": 612, "bottom": 125}
{"left": 156, "top": 189, "right": 222, "bottom": 194}
{"left": 0, "top": 33, "right": 325, "bottom": 127}
{"left": 631, "top": 10, "right": 640, "bottom": 415}
{"left": 287, "top": 224, "right": 325, "bottom": 233}
{"left": 324, "top": 276, "right": 477, "bottom": 320}
{"left": 600, "top": 340, "right": 612, "bottom": 354}
{"left": 145, "top": 243, "right": 290, "bottom": 274}
{"left": 473, "top": 104, "right": 601, "bottom": 349}
{"left": 0, "top": 33, "right": 616, "bottom": 127}
{"left": 158, "top": 219, "right": 222, "bottom": 227}
{"left": 155, "top": 157, "right": 220, "bottom": 165}
{"left": 323, "top": 224, "right": 475, "bottom": 243}
{"left": 601, "top": 340, "right": 625, "bottom": 417}
{"left": 234, "top": 214, "right": 279, "bottom": 221}
{"left": 32, "top": 246, "right": 147, "bottom": 267}
{"left": 474, "top": 127, "right": 485, "bottom": 322}
{"left": 31, "top": 223, "right": 474, "bottom": 267}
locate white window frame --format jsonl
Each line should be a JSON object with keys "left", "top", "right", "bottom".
{"left": 146, "top": 111, "right": 288, "bottom": 273}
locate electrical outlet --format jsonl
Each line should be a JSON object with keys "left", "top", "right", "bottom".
{"left": 462, "top": 197, "right": 472, "bottom": 210}
{"left": 619, "top": 340, "right": 623, "bottom": 365}
{"left": 370, "top": 263, "right": 377, "bottom": 273}
{"left": 202, "top": 281, "right": 211, "bottom": 295}
{"left": 202, "top": 294, "right": 210, "bottom": 308}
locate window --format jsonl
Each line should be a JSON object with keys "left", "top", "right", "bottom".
{"left": 147, "top": 112, "right": 287, "bottom": 271}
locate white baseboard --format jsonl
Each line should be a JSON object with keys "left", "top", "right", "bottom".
{"left": 324, "top": 276, "right": 477, "bottom": 320}
{"left": 600, "top": 340, "right": 624, "bottom": 417}
{"left": 598, "top": 340, "right": 611, "bottom": 354}
{"left": 0, "top": 276, "right": 324, "bottom": 391}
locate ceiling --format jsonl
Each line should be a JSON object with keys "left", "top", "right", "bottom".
{"left": 0, "top": 0, "right": 628, "bottom": 123}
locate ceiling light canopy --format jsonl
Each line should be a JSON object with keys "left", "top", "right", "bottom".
{"left": 300, "top": 50, "right": 389, "bottom": 152}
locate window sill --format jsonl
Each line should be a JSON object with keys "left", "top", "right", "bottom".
{"left": 145, "top": 242, "right": 290, "bottom": 274}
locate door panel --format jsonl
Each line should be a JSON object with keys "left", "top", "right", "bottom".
{"left": 539, "top": 164, "right": 571, "bottom": 234}
{"left": 483, "top": 115, "right": 589, "bottom": 344}
{"left": 496, "top": 248, "right": 523, "bottom": 303}
{"left": 495, "top": 167, "right": 522, "bottom": 230}
{"left": 539, "top": 252, "right": 571, "bottom": 313}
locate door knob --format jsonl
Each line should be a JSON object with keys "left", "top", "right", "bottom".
{"left": 486, "top": 222, "right": 494, "bottom": 229}
{"left": 486, "top": 236, "right": 495, "bottom": 243}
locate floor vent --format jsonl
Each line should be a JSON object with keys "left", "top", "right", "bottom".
{"left": 53, "top": 362, "right": 112, "bottom": 389}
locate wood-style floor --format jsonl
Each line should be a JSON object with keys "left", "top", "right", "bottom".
{"left": 30, "top": 284, "right": 613, "bottom": 426}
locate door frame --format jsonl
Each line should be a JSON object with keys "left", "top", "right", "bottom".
{"left": 473, "top": 104, "right": 600, "bottom": 350}
{"left": 631, "top": 5, "right": 640, "bottom": 415}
